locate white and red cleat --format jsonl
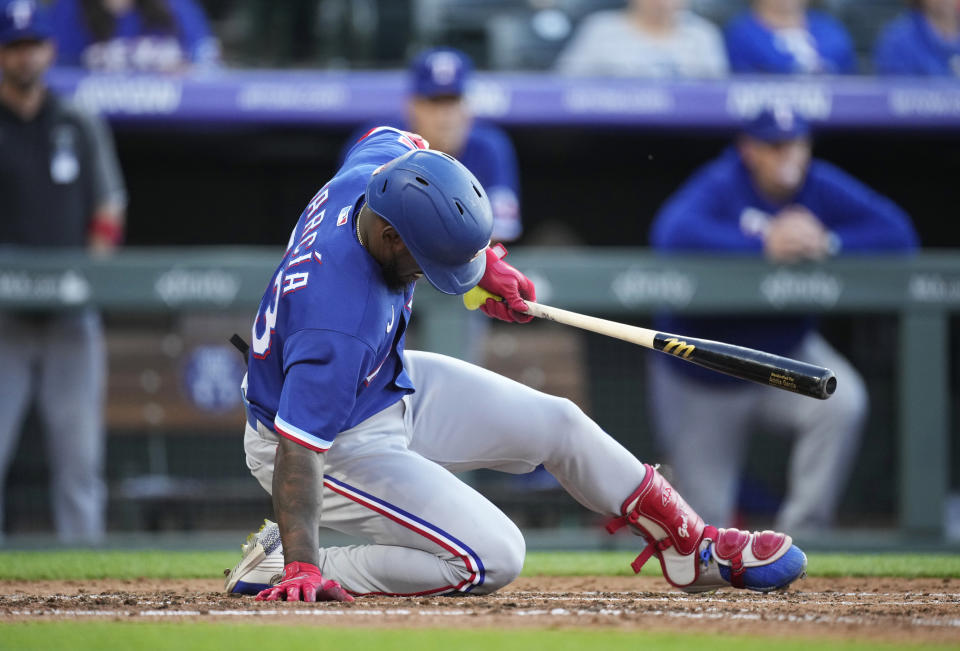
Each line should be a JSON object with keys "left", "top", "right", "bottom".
{"left": 608, "top": 464, "right": 807, "bottom": 593}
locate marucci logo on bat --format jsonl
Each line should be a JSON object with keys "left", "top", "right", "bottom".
{"left": 662, "top": 337, "right": 696, "bottom": 359}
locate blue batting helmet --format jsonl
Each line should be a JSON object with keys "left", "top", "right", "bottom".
{"left": 365, "top": 149, "right": 493, "bottom": 295}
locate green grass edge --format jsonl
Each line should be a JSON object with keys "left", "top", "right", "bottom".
{"left": 1, "top": 550, "right": 959, "bottom": 581}
{"left": 1, "top": 623, "right": 958, "bottom": 651}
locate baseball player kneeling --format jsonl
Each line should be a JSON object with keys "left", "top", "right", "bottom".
{"left": 224, "top": 126, "right": 807, "bottom": 601}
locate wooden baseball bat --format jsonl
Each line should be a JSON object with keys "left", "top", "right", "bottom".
{"left": 464, "top": 289, "right": 836, "bottom": 400}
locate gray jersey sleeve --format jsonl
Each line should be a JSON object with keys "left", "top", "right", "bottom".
{"left": 69, "top": 102, "right": 127, "bottom": 210}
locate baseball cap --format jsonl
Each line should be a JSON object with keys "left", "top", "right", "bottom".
{"left": 743, "top": 106, "right": 811, "bottom": 143}
{"left": 0, "top": 0, "right": 53, "bottom": 46}
{"left": 409, "top": 48, "right": 472, "bottom": 98}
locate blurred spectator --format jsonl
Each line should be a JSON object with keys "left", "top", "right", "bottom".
{"left": 0, "top": 0, "right": 126, "bottom": 543}
{"left": 50, "top": 0, "right": 219, "bottom": 72}
{"left": 225, "top": 0, "right": 319, "bottom": 67}
{"left": 874, "top": 0, "right": 960, "bottom": 76}
{"left": 342, "top": 47, "right": 522, "bottom": 243}
{"left": 725, "top": 0, "right": 857, "bottom": 74}
{"left": 554, "top": 0, "right": 728, "bottom": 78}
{"left": 647, "top": 106, "right": 917, "bottom": 533}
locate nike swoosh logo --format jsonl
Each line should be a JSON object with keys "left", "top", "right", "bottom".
{"left": 386, "top": 306, "right": 395, "bottom": 333}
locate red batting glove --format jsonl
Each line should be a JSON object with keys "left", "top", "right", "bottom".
{"left": 477, "top": 244, "right": 536, "bottom": 324}
{"left": 255, "top": 562, "right": 354, "bottom": 603}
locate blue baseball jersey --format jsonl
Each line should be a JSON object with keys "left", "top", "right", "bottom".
{"left": 874, "top": 10, "right": 960, "bottom": 77}
{"left": 724, "top": 10, "right": 857, "bottom": 74}
{"left": 244, "top": 127, "right": 425, "bottom": 452}
{"left": 342, "top": 120, "right": 521, "bottom": 242}
{"left": 50, "top": 0, "right": 219, "bottom": 71}
{"left": 649, "top": 148, "right": 918, "bottom": 384}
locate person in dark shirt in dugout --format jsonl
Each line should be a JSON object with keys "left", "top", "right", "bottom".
{"left": 0, "top": 0, "right": 126, "bottom": 544}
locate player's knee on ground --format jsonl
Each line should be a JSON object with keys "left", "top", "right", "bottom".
{"left": 465, "top": 519, "right": 526, "bottom": 594}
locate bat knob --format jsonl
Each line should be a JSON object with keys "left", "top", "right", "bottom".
{"left": 463, "top": 286, "right": 502, "bottom": 311}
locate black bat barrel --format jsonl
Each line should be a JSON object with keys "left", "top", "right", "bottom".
{"left": 653, "top": 332, "right": 837, "bottom": 400}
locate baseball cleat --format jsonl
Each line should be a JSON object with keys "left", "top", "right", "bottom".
{"left": 608, "top": 464, "right": 808, "bottom": 594}
{"left": 223, "top": 519, "right": 285, "bottom": 595}
{"left": 662, "top": 531, "right": 807, "bottom": 594}
{"left": 714, "top": 535, "right": 807, "bottom": 592}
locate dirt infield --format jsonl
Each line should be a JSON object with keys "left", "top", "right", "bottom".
{"left": 2, "top": 576, "right": 959, "bottom": 644}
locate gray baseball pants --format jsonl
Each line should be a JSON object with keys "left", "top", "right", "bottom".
{"left": 0, "top": 310, "right": 107, "bottom": 544}
{"left": 648, "top": 331, "right": 867, "bottom": 533}
{"left": 244, "top": 350, "right": 647, "bottom": 596}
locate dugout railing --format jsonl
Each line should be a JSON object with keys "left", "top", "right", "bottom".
{"left": 0, "top": 247, "right": 956, "bottom": 539}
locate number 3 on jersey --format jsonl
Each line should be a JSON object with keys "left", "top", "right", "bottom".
{"left": 251, "top": 267, "right": 314, "bottom": 358}
{"left": 251, "top": 270, "right": 282, "bottom": 358}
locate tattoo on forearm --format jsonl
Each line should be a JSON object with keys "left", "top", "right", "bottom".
{"left": 272, "top": 437, "right": 325, "bottom": 566}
